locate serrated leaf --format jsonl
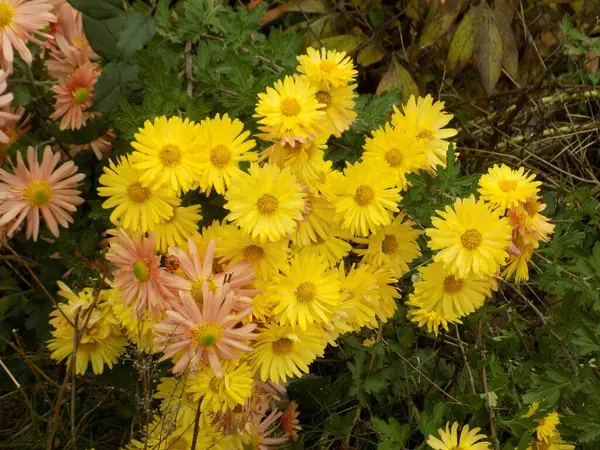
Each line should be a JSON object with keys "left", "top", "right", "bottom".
{"left": 116, "top": 13, "right": 155, "bottom": 57}
{"left": 376, "top": 56, "right": 419, "bottom": 102}
{"left": 364, "top": 377, "right": 388, "bottom": 394}
{"left": 92, "top": 62, "right": 139, "bottom": 113}
{"left": 372, "top": 417, "right": 410, "bottom": 449}
{"left": 474, "top": 4, "right": 503, "bottom": 94}
{"left": 494, "top": 10, "right": 518, "bottom": 79}
{"left": 447, "top": 5, "right": 477, "bottom": 70}
{"left": 418, "top": 0, "right": 469, "bottom": 49}
{"left": 68, "top": 0, "right": 124, "bottom": 20}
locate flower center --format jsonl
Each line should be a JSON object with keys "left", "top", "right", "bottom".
{"left": 280, "top": 98, "right": 301, "bottom": 117}
{"left": 210, "top": 144, "right": 232, "bottom": 168}
{"left": 354, "top": 185, "right": 375, "bottom": 206}
{"left": 295, "top": 282, "right": 317, "bottom": 303}
{"left": 499, "top": 179, "right": 518, "bottom": 192}
{"left": 524, "top": 199, "right": 538, "bottom": 216}
{"left": 163, "top": 255, "right": 180, "bottom": 273}
{"left": 256, "top": 194, "right": 278, "bottom": 216}
{"left": 461, "top": 229, "right": 482, "bottom": 250}
{"left": 315, "top": 91, "right": 331, "bottom": 106}
{"left": 72, "top": 37, "right": 84, "bottom": 49}
{"left": 23, "top": 180, "right": 53, "bottom": 207}
{"left": 190, "top": 278, "right": 215, "bottom": 305}
{"left": 417, "top": 130, "right": 435, "bottom": 141}
{"left": 159, "top": 145, "right": 181, "bottom": 166}
{"left": 133, "top": 259, "right": 151, "bottom": 282}
{"left": 71, "top": 87, "right": 89, "bottom": 105}
{"left": 127, "top": 182, "right": 150, "bottom": 203}
{"left": 381, "top": 235, "right": 398, "bottom": 254}
{"left": 385, "top": 148, "right": 404, "bottom": 167}
{"left": 0, "top": 2, "right": 15, "bottom": 30}
{"left": 243, "top": 244, "right": 264, "bottom": 263}
{"left": 272, "top": 337, "right": 293, "bottom": 355}
{"left": 320, "top": 60, "right": 337, "bottom": 72}
{"left": 192, "top": 322, "right": 223, "bottom": 347}
{"left": 443, "top": 276, "right": 464, "bottom": 293}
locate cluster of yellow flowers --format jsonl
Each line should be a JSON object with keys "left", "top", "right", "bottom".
{"left": 522, "top": 402, "right": 574, "bottom": 450}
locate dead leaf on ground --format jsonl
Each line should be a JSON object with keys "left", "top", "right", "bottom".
{"left": 418, "top": 0, "right": 469, "bottom": 49}
{"left": 494, "top": 10, "right": 518, "bottom": 80}
{"left": 357, "top": 42, "right": 385, "bottom": 67}
{"left": 314, "top": 34, "right": 368, "bottom": 54}
{"left": 494, "top": 0, "right": 519, "bottom": 22}
{"left": 447, "top": 5, "right": 477, "bottom": 71}
{"left": 474, "top": 3, "right": 503, "bottom": 94}
{"left": 261, "top": 0, "right": 328, "bottom": 25}
{"left": 376, "top": 56, "right": 419, "bottom": 103}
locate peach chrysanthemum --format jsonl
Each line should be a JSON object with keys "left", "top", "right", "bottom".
{"left": 0, "top": 105, "right": 28, "bottom": 165}
{"left": 106, "top": 228, "right": 188, "bottom": 317}
{"left": 0, "top": 69, "right": 21, "bottom": 143}
{"left": 154, "top": 282, "right": 257, "bottom": 376}
{"left": 68, "top": 129, "right": 115, "bottom": 160}
{"left": 0, "top": 0, "right": 56, "bottom": 71}
{"left": 0, "top": 146, "right": 84, "bottom": 240}
{"left": 50, "top": 62, "right": 100, "bottom": 130}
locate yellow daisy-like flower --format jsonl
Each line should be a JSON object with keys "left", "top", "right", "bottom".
{"left": 130, "top": 116, "right": 203, "bottom": 193}
{"left": 224, "top": 163, "right": 306, "bottom": 242}
{"left": 98, "top": 155, "right": 179, "bottom": 233}
{"left": 362, "top": 123, "right": 429, "bottom": 190}
{"left": 292, "top": 192, "right": 335, "bottom": 247}
{"left": 365, "top": 264, "right": 401, "bottom": 325}
{"left": 249, "top": 323, "right": 326, "bottom": 383}
{"left": 502, "top": 240, "right": 533, "bottom": 283}
{"left": 294, "top": 228, "right": 353, "bottom": 268}
{"left": 523, "top": 402, "right": 540, "bottom": 418}
{"left": 110, "top": 290, "right": 161, "bottom": 353}
{"left": 314, "top": 83, "right": 357, "bottom": 138}
{"left": 153, "top": 205, "right": 201, "bottom": 254}
{"left": 392, "top": 94, "right": 458, "bottom": 171}
{"left": 333, "top": 263, "right": 378, "bottom": 333}
{"left": 255, "top": 75, "right": 324, "bottom": 144}
{"left": 196, "top": 113, "right": 257, "bottom": 195}
{"left": 187, "top": 361, "right": 253, "bottom": 414}
{"left": 154, "top": 376, "right": 199, "bottom": 427}
{"left": 426, "top": 196, "right": 512, "bottom": 278}
{"left": 354, "top": 212, "right": 422, "bottom": 276}
{"left": 409, "top": 261, "right": 494, "bottom": 319}
{"left": 297, "top": 47, "right": 357, "bottom": 90}
{"left": 535, "top": 412, "right": 560, "bottom": 443}
{"left": 190, "top": 219, "right": 227, "bottom": 261}
{"left": 478, "top": 164, "right": 541, "bottom": 212}
{"left": 427, "top": 422, "right": 491, "bottom": 450}
{"left": 407, "top": 303, "right": 462, "bottom": 336}
{"left": 527, "top": 433, "right": 575, "bottom": 450}
{"left": 269, "top": 252, "right": 341, "bottom": 330}
{"left": 333, "top": 161, "right": 401, "bottom": 237}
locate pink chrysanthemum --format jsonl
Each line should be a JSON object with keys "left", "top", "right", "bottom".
{"left": 46, "top": 33, "right": 97, "bottom": 79}
{"left": 0, "top": 104, "right": 28, "bottom": 161}
{"left": 248, "top": 409, "right": 289, "bottom": 449}
{"left": 154, "top": 283, "right": 257, "bottom": 376}
{"left": 0, "top": 146, "right": 84, "bottom": 240}
{"left": 50, "top": 62, "right": 100, "bottom": 130}
{"left": 106, "top": 228, "right": 188, "bottom": 317}
{"left": 0, "top": 70, "right": 21, "bottom": 145}
{"left": 0, "top": 0, "right": 56, "bottom": 71}
{"left": 68, "top": 129, "right": 115, "bottom": 160}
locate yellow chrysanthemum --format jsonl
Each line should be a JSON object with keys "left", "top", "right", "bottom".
{"left": 362, "top": 123, "right": 429, "bottom": 190}
{"left": 503, "top": 239, "right": 533, "bottom": 283}
{"left": 292, "top": 192, "right": 335, "bottom": 247}
{"left": 196, "top": 113, "right": 257, "bottom": 195}
{"left": 110, "top": 290, "right": 161, "bottom": 353}
{"left": 407, "top": 303, "right": 462, "bottom": 336}
{"left": 98, "top": 155, "right": 179, "bottom": 233}
{"left": 535, "top": 412, "right": 560, "bottom": 443}
{"left": 249, "top": 323, "right": 326, "bottom": 383}
{"left": 297, "top": 47, "right": 357, "bottom": 90}
{"left": 130, "top": 116, "right": 203, "bottom": 193}
{"left": 365, "top": 264, "right": 401, "bottom": 325}
{"left": 333, "top": 161, "right": 401, "bottom": 237}
{"left": 478, "top": 164, "right": 541, "bottom": 212}
{"left": 333, "top": 263, "right": 378, "bottom": 333}
{"left": 190, "top": 219, "right": 227, "bottom": 260}
{"left": 294, "top": 228, "right": 353, "bottom": 268}
{"left": 255, "top": 75, "right": 324, "bottom": 144}
{"left": 224, "top": 163, "right": 306, "bottom": 242}
{"left": 426, "top": 196, "right": 512, "bottom": 278}
{"left": 527, "top": 433, "right": 575, "bottom": 450}
{"left": 409, "top": 261, "right": 494, "bottom": 319}
{"left": 187, "top": 361, "right": 253, "bottom": 414}
{"left": 354, "top": 212, "right": 422, "bottom": 276}
{"left": 314, "top": 83, "right": 357, "bottom": 138}
{"left": 392, "top": 94, "right": 458, "bottom": 171}
{"left": 269, "top": 252, "right": 341, "bottom": 330}
{"left": 153, "top": 205, "right": 201, "bottom": 254}
{"left": 427, "top": 422, "right": 491, "bottom": 450}
{"left": 154, "top": 376, "right": 199, "bottom": 427}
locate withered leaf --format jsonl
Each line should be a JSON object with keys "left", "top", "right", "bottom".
{"left": 418, "top": 0, "right": 469, "bottom": 49}
{"left": 474, "top": 4, "right": 503, "bottom": 94}
{"left": 376, "top": 56, "right": 419, "bottom": 102}
{"left": 494, "top": 10, "right": 518, "bottom": 80}
{"left": 447, "top": 5, "right": 477, "bottom": 71}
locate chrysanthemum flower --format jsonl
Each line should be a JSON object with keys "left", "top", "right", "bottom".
{"left": 297, "top": 47, "right": 357, "bottom": 90}
{"left": 527, "top": 433, "right": 575, "bottom": 450}
{"left": 362, "top": 123, "right": 429, "bottom": 190}
{"left": 106, "top": 229, "right": 187, "bottom": 316}
{"left": 196, "top": 113, "right": 257, "bottom": 195}
{"left": 426, "top": 196, "right": 512, "bottom": 278}
{"left": 281, "top": 402, "right": 301, "bottom": 440}
{"left": 392, "top": 94, "right": 458, "bottom": 171}
{"left": 502, "top": 238, "right": 533, "bottom": 283}
{"left": 130, "top": 116, "right": 204, "bottom": 193}
{"left": 478, "top": 164, "right": 541, "bottom": 212}
{"left": 249, "top": 323, "right": 326, "bottom": 383}
{"left": 68, "top": 129, "right": 115, "bottom": 160}
{"left": 314, "top": 83, "right": 357, "bottom": 138}
{"left": 154, "top": 283, "right": 257, "bottom": 376}
{"left": 293, "top": 192, "right": 335, "bottom": 247}
{"left": 224, "top": 163, "right": 306, "bottom": 242}
{"left": 365, "top": 264, "right": 401, "bottom": 325}
{"left": 333, "top": 161, "right": 401, "bottom": 237}
{"left": 407, "top": 302, "right": 462, "bottom": 336}
{"left": 535, "top": 411, "right": 560, "bottom": 443}
{"left": 153, "top": 376, "right": 200, "bottom": 427}
{"left": 153, "top": 205, "right": 201, "bottom": 253}
{"left": 46, "top": 33, "right": 97, "bottom": 79}
{"left": 124, "top": 414, "right": 200, "bottom": 450}
{"left": 0, "top": 146, "right": 84, "bottom": 241}
{"left": 508, "top": 198, "right": 555, "bottom": 247}
{"left": 98, "top": 155, "right": 179, "bottom": 233}
{"left": 50, "top": 62, "right": 100, "bottom": 130}
{"left": 269, "top": 138, "right": 332, "bottom": 190}
{"left": 333, "top": 263, "right": 378, "bottom": 333}
{"left": 0, "top": 70, "right": 22, "bottom": 143}
{"left": 187, "top": 361, "right": 253, "bottom": 413}
{"left": 255, "top": 75, "right": 324, "bottom": 145}
{"left": 269, "top": 252, "right": 341, "bottom": 330}
{"left": 0, "top": 0, "right": 55, "bottom": 71}
{"left": 410, "top": 261, "right": 494, "bottom": 319}
{"left": 294, "top": 227, "right": 353, "bottom": 267}
{"left": 427, "top": 422, "right": 491, "bottom": 450}
{"left": 354, "top": 212, "right": 422, "bottom": 276}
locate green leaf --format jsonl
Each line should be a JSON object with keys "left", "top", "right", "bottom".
{"left": 116, "top": 13, "right": 155, "bottom": 57}
{"left": 82, "top": 15, "right": 120, "bottom": 60}
{"left": 68, "top": 0, "right": 124, "bottom": 20}
{"left": 418, "top": 403, "right": 446, "bottom": 438}
{"left": 93, "top": 62, "right": 139, "bottom": 114}
{"left": 522, "top": 366, "right": 574, "bottom": 406}
{"left": 372, "top": 417, "right": 410, "bottom": 450}
{"left": 364, "top": 376, "right": 388, "bottom": 395}
{"left": 447, "top": 6, "right": 477, "bottom": 70}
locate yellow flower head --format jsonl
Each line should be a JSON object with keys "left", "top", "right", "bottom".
{"left": 478, "top": 164, "right": 541, "bottom": 212}
{"left": 364, "top": 264, "right": 401, "bottom": 325}
{"left": 407, "top": 301, "right": 462, "bottom": 336}
{"left": 362, "top": 123, "right": 429, "bottom": 190}
{"left": 392, "top": 94, "right": 458, "bottom": 171}
{"left": 130, "top": 116, "right": 203, "bottom": 193}
{"left": 333, "top": 161, "right": 401, "bottom": 237}
{"left": 314, "top": 83, "right": 357, "bottom": 138}
{"left": 153, "top": 204, "right": 201, "bottom": 254}
{"left": 196, "top": 113, "right": 257, "bottom": 195}
{"left": 293, "top": 228, "right": 353, "bottom": 268}
{"left": 255, "top": 75, "right": 325, "bottom": 144}
{"left": 110, "top": 289, "right": 161, "bottom": 353}
{"left": 98, "top": 155, "right": 179, "bottom": 233}
{"left": 297, "top": 47, "right": 357, "bottom": 90}
{"left": 292, "top": 192, "right": 335, "bottom": 247}
{"left": 154, "top": 376, "right": 199, "bottom": 427}
{"left": 224, "top": 163, "right": 306, "bottom": 242}
{"left": 536, "top": 412, "right": 560, "bottom": 443}
{"left": 502, "top": 238, "right": 533, "bottom": 283}
{"left": 527, "top": 433, "right": 575, "bottom": 450}
{"left": 508, "top": 198, "right": 555, "bottom": 247}
{"left": 333, "top": 263, "right": 378, "bottom": 333}
{"left": 427, "top": 422, "right": 491, "bottom": 450}
{"left": 426, "top": 196, "right": 512, "bottom": 278}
